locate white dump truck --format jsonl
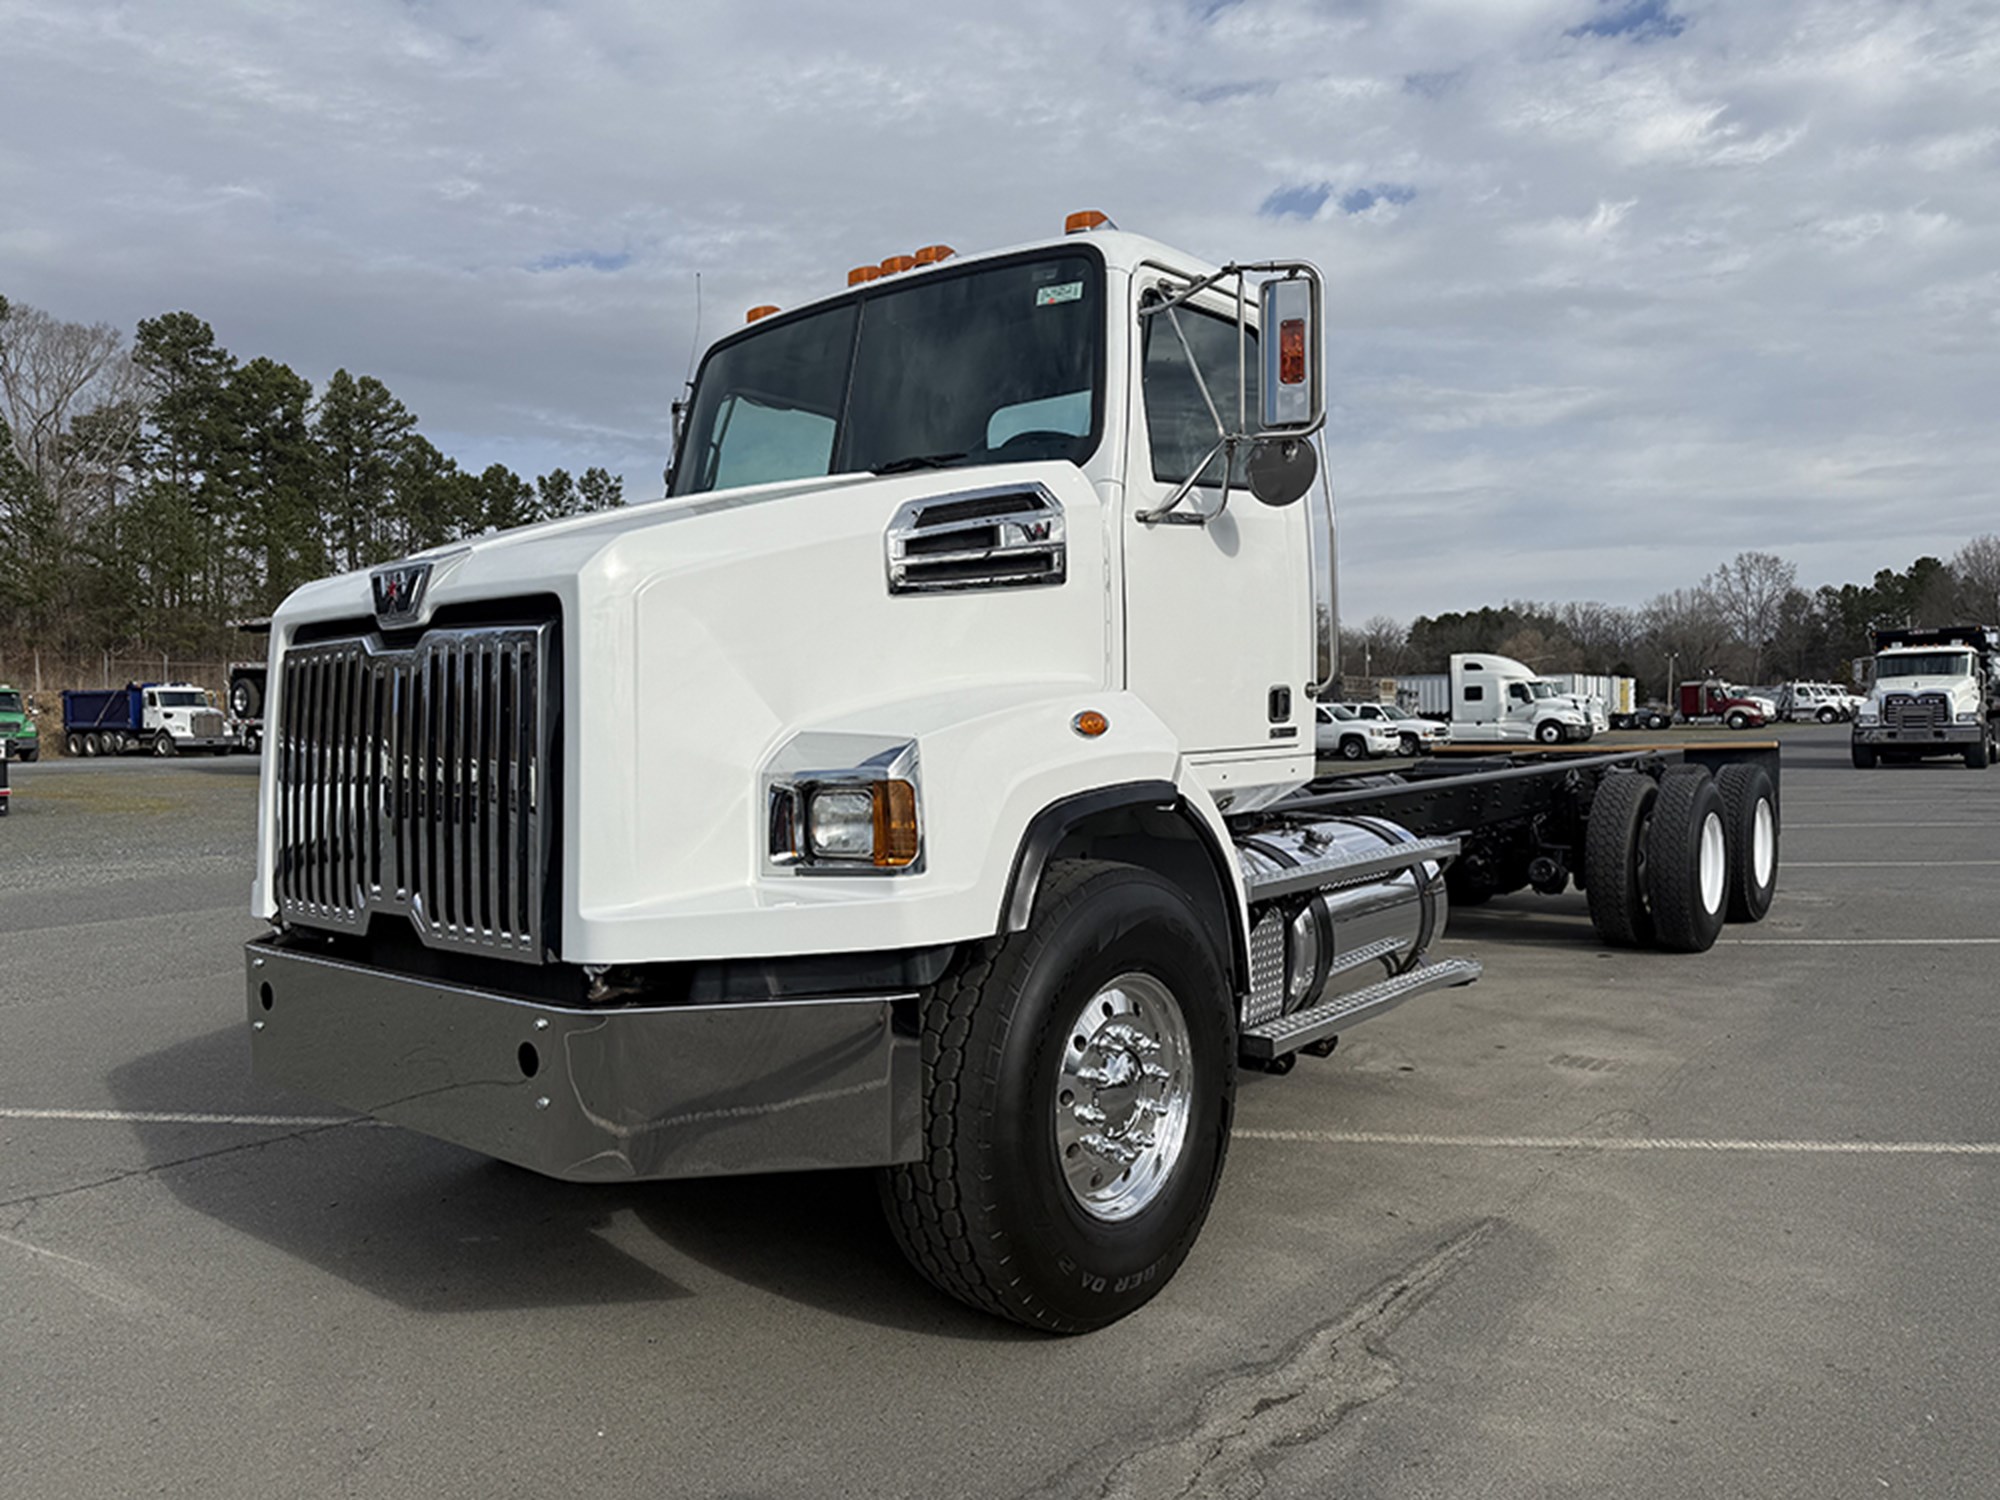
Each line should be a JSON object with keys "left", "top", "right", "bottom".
{"left": 1851, "top": 625, "right": 2000, "bottom": 769}
{"left": 246, "top": 216, "right": 1781, "bottom": 1332}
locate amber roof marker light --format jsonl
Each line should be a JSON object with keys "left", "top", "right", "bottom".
{"left": 880, "top": 254, "right": 916, "bottom": 275}
{"left": 745, "top": 304, "right": 780, "bottom": 323}
{"left": 1064, "top": 210, "right": 1116, "bottom": 234}
{"left": 848, "top": 265, "right": 882, "bottom": 286}
{"left": 912, "top": 244, "right": 955, "bottom": 266}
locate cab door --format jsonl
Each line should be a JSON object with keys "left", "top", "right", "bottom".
{"left": 1120, "top": 276, "right": 1311, "bottom": 762}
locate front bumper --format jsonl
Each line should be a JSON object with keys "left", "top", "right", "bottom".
{"left": 246, "top": 940, "right": 921, "bottom": 1181}
{"left": 1852, "top": 724, "right": 1978, "bottom": 748}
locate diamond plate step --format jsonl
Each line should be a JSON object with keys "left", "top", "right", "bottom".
{"left": 1241, "top": 836, "right": 1461, "bottom": 904}
{"left": 1240, "top": 957, "right": 1484, "bottom": 1061}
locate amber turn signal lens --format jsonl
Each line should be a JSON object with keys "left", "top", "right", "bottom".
{"left": 1072, "top": 710, "right": 1110, "bottom": 738}
{"left": 746, "top": 304, "right": 780, "bottom": 323}
{"left": 880, "top": 254, "right": 916, "bottom": 275}
{"left": 912, "top": 244, "right": 955, "bottom": 266}
{"left": 848, "top": 265, "right": 881, "bottom": 286}
{"left": 872, "top": 780, "right": 920, "bottom": 867}
{"left": 1064, "top": 209, "right": 1111, "bottom": 234}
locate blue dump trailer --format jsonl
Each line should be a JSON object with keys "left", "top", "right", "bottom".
{"left": 61, "top": 683, "right": 234, "bottom": 757}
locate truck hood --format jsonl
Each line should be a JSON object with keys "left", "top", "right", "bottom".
{"left": 259, "top": 461, "right": 1116, "bottom": 951}
{"left": 1869, "top": 676, "right": 1982, "bottom": 709}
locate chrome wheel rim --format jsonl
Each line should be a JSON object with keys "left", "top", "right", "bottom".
{"left": 1055, "top": 972, "right": 1194, "bottom": 1222}
{"left": 1698, "top": 810, "right": 1727, "bottom": 914}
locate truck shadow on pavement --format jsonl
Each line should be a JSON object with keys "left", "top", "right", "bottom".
{"left": 105, "top": 1024, "right": 1023, "bottom": 1340}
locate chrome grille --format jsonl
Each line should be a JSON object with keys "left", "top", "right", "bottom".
{"left": 274, "top": 623, "right": 554, "bottom": 960}
{"left": 1882, "top": 693, "right": 1949, "bottom": 730}
{"left": 193, "top": 710, "right": 225, "bottom": 738}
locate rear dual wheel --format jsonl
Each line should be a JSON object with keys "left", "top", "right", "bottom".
{"left": 1586, "top": 768, "right": 1763, "bottom": 951}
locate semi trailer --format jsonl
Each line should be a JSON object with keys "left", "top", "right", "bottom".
{"left": 245, "top": 216, "right": 1782, "bottom": 1332}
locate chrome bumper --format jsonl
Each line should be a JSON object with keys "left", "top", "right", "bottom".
{"left": 245, "top": 940, "right": 921, "bottom": 1181}
{"left": 1852, "top": 725, "right": 1975, "bottom": 746}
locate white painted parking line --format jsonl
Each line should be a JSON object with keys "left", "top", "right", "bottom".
{"left": 1721, "top": 937, "right": 2000, "bottom": 946}
{"left": 1785, "top": 860, "right": 2000, "bottom": 868}
{"left": 0, "top": 1106, "right": 359, "bottom": 1127}
{"left": 1785, "top": 822, "right": 2000, "bottom": 829}
{"left": 1236, "top": 1130, "right": 2000, "bottom": 1155}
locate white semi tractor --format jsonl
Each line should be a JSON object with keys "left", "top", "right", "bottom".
{"left": 246, "top": 217, "right": 1782, "bottom": 1332}
{"left": 1395, "top": 655, "right": 1598, "bottom": 743}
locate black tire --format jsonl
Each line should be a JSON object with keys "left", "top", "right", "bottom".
{"left": 1715, "top": 764, "right": 1778, "bottom": 922}
{"left": 17, "top": 747, "right": 36, "bottom": 763}
{"left": 1339, "top": 736, "right": 1366, "bottom": 761}
{"left": 1966, "top": 733, "right": 1990, "bottom": 771}
{"left": 880, "top": 860, "right": 1235, "bottom": 1334}
{"left": 230, "top": 677, "right": 263, "bottom": 719}
{"left": 152, "top": 733, "right": 177, "bottom": 757}
{"left": 1725, "top": 710, "right": 1749, "bottom": 730}
{"left": 65, "top": 732, "right": 82, "bottom": 757}
{"left": 1535, "top": 720, "right": 1564, "bottom": 745}
{"left": 1585, "top": 772, "right": 1657, "bottom": 947}
{"left": 1645, "top": 773, "right": 1728, "bottom": 953}
{"left": 1851, "top": 742, "right": 1877, "bottom": 769}
{"left": 1399, "top": 733, "right": 1420, "bottom": 757}
{"left": 82, "top": 731, "right": 102, "bottom": 757}
{"left": 1817, "top": 708, "right": 1838, "bottom": 724}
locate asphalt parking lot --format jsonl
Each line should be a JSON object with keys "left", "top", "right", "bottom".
{"left": 2, "top": 726, "right": 1996, "bottom": 1499}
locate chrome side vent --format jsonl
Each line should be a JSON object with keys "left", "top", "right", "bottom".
{"left": 274, "top": 622, "right": 555, "bottom": 961}
{"left": 885, "top": 483, "right": 1066, "bottom": 596}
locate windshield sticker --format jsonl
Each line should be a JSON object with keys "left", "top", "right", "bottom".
{"left": 1035, "top": 281, "right": 1084, "bottom": 307}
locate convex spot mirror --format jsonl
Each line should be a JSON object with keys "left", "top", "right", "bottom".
{"left": 1248, "top": 436, "right": 1317, "bottom": 507}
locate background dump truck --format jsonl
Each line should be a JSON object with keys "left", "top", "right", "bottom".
{"left": 1851, "top": 625, "right": 2000, "bottom": 769}
{"left": 245, "top": 217, "right": 1783, "bottom": 1333}
{"left": 62, "top": 683, "right": 234, "bottom": 757}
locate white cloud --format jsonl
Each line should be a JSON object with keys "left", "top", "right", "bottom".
{"left": 1, "top": 0, "right": 1996, "bottom": 622}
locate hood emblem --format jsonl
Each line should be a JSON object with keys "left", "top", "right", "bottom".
{"left": 371, "top": 562, "right": 433, "bottom": 625}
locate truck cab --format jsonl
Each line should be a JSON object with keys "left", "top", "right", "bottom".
{"left": 1677, "top": 680, "right": 1769, "bottom": 729}
{"left": 1852, "top": 626, "right": 2000, "bottom": 768}
{"left": 1444, "top": 654, "right": 1594, "bottom": 744}
{"left": 0, "top": 684, "right": 37, "bottom": 762}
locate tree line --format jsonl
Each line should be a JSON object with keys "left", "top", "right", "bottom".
{"left": 1343, "top": 544, "right": 2000, "bottom": 696}
{"left": 0, "top": 294, "right": 626, "bottom": 660}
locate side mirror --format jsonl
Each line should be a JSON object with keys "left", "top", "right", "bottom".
{"left": 1247, "top": 436, "right": 1317, "bottom": 507}
{"left": 1259, "top": 275, "right": 1322, "bottom": 432}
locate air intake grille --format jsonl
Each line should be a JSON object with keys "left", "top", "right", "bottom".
{"left": 274, "top": 623, "right": 555, "bottom": 960}
{"left": 192, "top": 711, "right": 225, "bottom": 738}
{"left": 1882, "top": 692, "right": 1949, "bottom": 730}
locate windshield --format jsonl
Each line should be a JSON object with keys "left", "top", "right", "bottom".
{"left": 1529, "top": 682, "right": 1558, "bottom": 700}
{"left": 672, "top": 251, "right": 1103, "bottom": 495}
{"left": 1877, "top": 652, "right": 1974, "bottom": 679}
{"left": 158, "top": 690, "right": 206, "bottom": 708}
{"left": 0, "top": 691, "right": 21, "bottom": 714}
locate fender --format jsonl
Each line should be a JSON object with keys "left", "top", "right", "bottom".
{"left": 1000, "top": 780, "right": 1251, "bottom": 994}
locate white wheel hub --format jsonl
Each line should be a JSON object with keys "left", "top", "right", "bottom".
{"left": 1698, "top": 810, "right": 1727, "bottom": 914}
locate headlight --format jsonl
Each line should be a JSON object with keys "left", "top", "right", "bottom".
{"left": 765, "top": 734, "right": 924, "bottom": 874}
{"left": 1859, "top": 709, "right": 1878, "bottom": 723}
{"left": 1957, "top": 712, "right": 1978, "bottom": 725}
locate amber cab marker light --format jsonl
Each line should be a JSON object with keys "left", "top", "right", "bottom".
{"left": 1072, "top": 709, "right": 1110, "bottom": 738}
{"left": 848, "top": 265, "right": 882, "bottom": 286}
{"left": 880, "top": 254, "right": 916, "bottom": 275}
{"left": 1279, "top": 318, "right": 1307, "bottom": 384}
{"left": 1064, "top": 209, "right": 1113, "bottom": 234}
{"left": 746, "top": 304, "right": 780, "bottom": 324}
{"left": 912, "top": 244, "right": 955, "bottom": 267}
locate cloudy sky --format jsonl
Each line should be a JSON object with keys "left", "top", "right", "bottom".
{"left": 4, "top": 0, "right": 1995, "bottom": 621}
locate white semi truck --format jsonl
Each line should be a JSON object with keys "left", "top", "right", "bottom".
{"left": 246, "top": 217, "right": 1782, "bottom": 1332}
{"left": 1851, "top": 625, "right": 2000, "bottom": 769}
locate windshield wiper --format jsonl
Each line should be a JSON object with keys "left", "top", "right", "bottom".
{"left": 872, "top": 451, "right": 970, "bottom": 475}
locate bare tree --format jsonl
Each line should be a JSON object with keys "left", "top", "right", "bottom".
{"left": 1950, "top": 534, "right": 2000, "bottom": 624}
{"left": 1704, "top": 551, "right": 1797, "bottom": 683}
{"left": 0, "top": 298, "right": 143, "bottom": 534}
{"left": 1640, "top": 586, "right": 1734, "bottom": 699}
{"left": 1341, "top": 613, "right": 1410, "bottom": 681}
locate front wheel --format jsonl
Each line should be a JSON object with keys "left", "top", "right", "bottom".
{"left": 1817, "top": 708, "right": 1838, "bottom": 724}
{"left": 1968, "top": 733, "right": 1992, "bottom": 770}
{"left": 1851, "top": 742, "right": 1877, "bottom": 769}
{"left": 17, "top": 747, "right": 37, "bottom": 763}
{"left": 1725, "top": 710, "right": 1749, "bottom": 730}
{"left": 1339, "top": 736, "right": 1367, "bottom": 761}
{"left": 1535, "top": 720, "right": 1564, "bottom": 745}
{"left": 880, "top": 860, "right": 1234, "bottom": 1333}
{"left": 152, "top": 733, "right": 177, "bottom": 757}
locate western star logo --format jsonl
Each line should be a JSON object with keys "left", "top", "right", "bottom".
{"left": 371, "top": 562, "right": 433, "bottom": 624}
